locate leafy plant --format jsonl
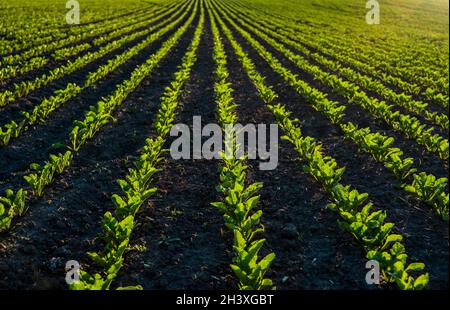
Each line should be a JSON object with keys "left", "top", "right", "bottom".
{"left": 0, "top": 120, "right": 25, "bottom": 146}
{"left": 209, "top": 11, "right": 275, "bottom": 290}
{"left": 386, "top": 155, "right": 417, "bottom": 182}
{"left": 24, "top": 151, "right": 73, "bottom": 197}
{"left": 0, "top": 189, "right": 27, "bottom": 232}
{"left": 405, "top": 173, "right": 449, "bottom": 222}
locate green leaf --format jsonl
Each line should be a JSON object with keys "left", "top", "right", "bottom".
{"left": 413, "top": 274, "right": 429, "bottom": 290}
{"left": 258, "top": 252, "right": 275, "bottom": 272}
{"left": 111, "top": 194, "right": 127, "bottom": 209}
{"left": 234, "top": 229, "right": 246, "bottom": 250}
{"left": 116, "top": 285, "right": 143, "bottom": 290}
{"left": 230, "top": 264, "right": 248, "bottom": 285}
{"left": 405, "top": 262, "right": 425, "bottom": 272}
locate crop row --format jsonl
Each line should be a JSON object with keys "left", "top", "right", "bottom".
{"left": 210, "top": 0, "right": 429, "bottom": 290}
{"left": 212, "top": 0, "right": 449, "bottom": 222}
{"left": 208, "top": 3, "right": 275, "bottom": 290}
{"left": 214, "top": 1, "right": 449, "bottom": 163}
{"left": 0, "top": 0, "right": 194, "bottom": 148}
{"left": 220, "top": 1, "right": 449, "bottom": 119}
{"left": 0, "top": 0, "right": 190, "bottom": 109}
{"left": 70, "top": 0, "right": 204, "bottom": 290}
{"left": 0, "top": 1, "right": 197, "bottom": 233}
{"left": 0, "top": 56, "right": 49, "bottom": 84}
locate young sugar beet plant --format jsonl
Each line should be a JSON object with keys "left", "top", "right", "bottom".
{"left": 0, "top": 189, "right": 26, "bottom": 232}
{"left": 208, "top": 8, "right": 275, "bottom": 290}
{"left": 213, "top": 2, "right": 449, "bottom": 222}
{"left": 69, "top": 6, "right": 204, "bottom": 290}
{"left": 0, "top": 119, "right": 25, "bottom": 147}
{"left": 1, "top": 3, "right": 197, "bottom": 233}
{"left": 24, "top": 151, "right": 73, "bottom": 197}
{"left": 405, "top": 173, "right": 449, "bottom": 222}
{"left": 211, "top": 4, "right": 429, "bottom": 289}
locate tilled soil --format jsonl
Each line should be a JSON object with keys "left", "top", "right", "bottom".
{"left": 0, "top": 0, "right": 448, "bottom": 291}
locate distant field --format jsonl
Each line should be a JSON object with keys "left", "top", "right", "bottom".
{"left": 0, "top": 0, "right": 448, "bottom": 291}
